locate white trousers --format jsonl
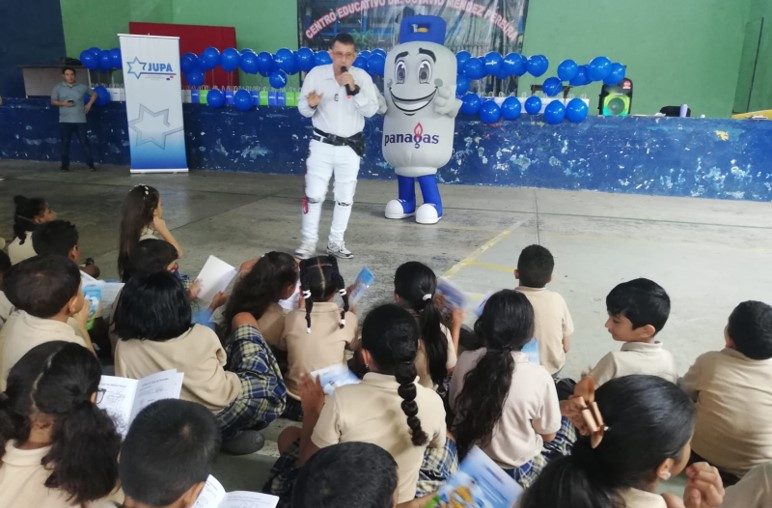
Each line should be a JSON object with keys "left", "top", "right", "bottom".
{"left": 300, "top": 140, "right": 360, "bottom": 246}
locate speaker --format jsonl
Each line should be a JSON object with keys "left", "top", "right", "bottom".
{"left": 599, "top": 78, "right": 633, "bottom": 116}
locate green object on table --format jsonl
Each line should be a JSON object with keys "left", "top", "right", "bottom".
{"left": 259, "top": 90, "right": 269, "bottom": 106}
{"left": 200, "top": 89, "right": 209, "bottom": 104}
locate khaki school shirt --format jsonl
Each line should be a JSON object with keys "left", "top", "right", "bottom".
{"left": 415, "top": 323, "right": 457, "bottom": 390}
{"left": 588, "top": 341, "right": 678, "bottom": 388}
{"left": 722, "top": 462, "right": 772, "bottom": 507}
{"left": 282, "top": 302, "right": 356, "bottom": 398}
{"left": 450, "top": 349, "right": 561, "bottom": 469}
{"left": 0, "top": 291, "right": 12, "bottom": 327}
{"left": 258, "top": 302, "right": 288, "bottom": 348}
{"left": 617, "top": 487, "right": 667, "bottom": 508}
{"left": 0, "top": 441, "right": 122, "bottom": 508}
{"left": 680, "top": 348, "right": 772, "bottom": 477}
{"left": 312, "top": 372, "right": 447, "bottom": 503}
{"left": 8, "top": 235, "right": 36, "bottom": 265}
{"left": 0, "top": 310, "right": 88, "bottom": 391}
{"left": 115, "top": 324, "right": 241, "bottom": 412}
{"left": 516, "top": 286, "right": 574, "bottom": 374}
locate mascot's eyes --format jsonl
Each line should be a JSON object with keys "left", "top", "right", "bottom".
{"left": 396, "top": 61, "right": 406, "bottom": 84}
{"left": 418, "top": 61, "right": 432, "bottom": 84}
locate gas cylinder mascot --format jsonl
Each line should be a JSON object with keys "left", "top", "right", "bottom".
{"left": 382, "top": 16, "right": 461, "bottom": 225}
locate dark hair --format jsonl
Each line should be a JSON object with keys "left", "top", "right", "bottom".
{"left": 362, "top": 304, "right": 427, "bottom": 446}
{"left": 114, "top": 270, "right": 192, "bottom": 341}
{"left": 118, "top": 184, "right": 160, "bottom": 281}
{"left": 394, "top": 262, "right": 448, "bottom": 387}
{"left": 120, "top": 399, "right": 220, "bottom": 506}
{"left": 520, "top": 375, "right": 695, "bottom": 508}
{"left": 329, "top": 33, "right": 356, "bottom": 49}
{"left": 4, "top": 255, "right": 80, "bottom": 318}
{"left": 606, "top": 278, "right": 670, "bottom": 333}
{"left": 0, "top": 341, "right": 120, "bottom": 504}
{"left": 517, "top": 244, "right": 554, "bottom": 288}
{"left": 31, "top": 220, "right": 79, "bottom": 258}
{"left": 727, "top": 301, "right": 772, "bottom": 360}
{"left": 293, "top": 442, "right": 398, "bottom": 508}
{"left": 452, "top": 290, "right": 534, "bottom": 458}
{"left": 299, "top": 255, "right": 349, "bottom": 332}
{"left": 0, "top": 251, "right": 10, "bottom": 277}
{"left": 222, "top": 251, "right": 298, "bottom": 337}
{"left": 62, "top": 67, "right": 75, "bottom": 74}
{"left": 125, "top": 238, "right": 179, "bottom": 281}
{"left": 13, "top": 195, "right": 48, "bottom": 244}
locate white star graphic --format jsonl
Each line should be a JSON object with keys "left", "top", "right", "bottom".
{"left": 126, "top": 57, "right": 145, "bottom": 79}
{"left": 128, "top": 105, "right": 183, "bottom": 149}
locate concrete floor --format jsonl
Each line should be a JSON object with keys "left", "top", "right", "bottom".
{"left": 1, "top": 159, "right": 771, "bottom": 492}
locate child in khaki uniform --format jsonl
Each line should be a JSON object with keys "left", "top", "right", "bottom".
{"left": 680, "top": 300, "right": 772, "bottom": 485}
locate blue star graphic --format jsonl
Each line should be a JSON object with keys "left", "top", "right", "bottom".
{"left": 126, "top": 57, "right": 145, "bottom": 79}
{"left": 128, "top": 105, "right": 183, "bottom": 149}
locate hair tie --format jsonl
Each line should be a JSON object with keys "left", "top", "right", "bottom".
{"left": 339, "top": 318, "right": 346, "bottom": 327}
{"left": 302, "top": 290, "right": 312, "bottom": 299}
{"left": 422, "top": 293, "right": 432, "bottom": 302}
{"left": 306, "top": 327, "right": 312, "bottom": 334}
{"left": 338, "top": 288, "right": 347, "bottom": 296}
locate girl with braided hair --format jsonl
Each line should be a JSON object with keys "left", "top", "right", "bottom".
{"left": 267, "top": 304, "right": 455, "bottom": 505}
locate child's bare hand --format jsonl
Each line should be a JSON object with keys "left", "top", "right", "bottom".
{"left": 450, "top": 306, "right": 465, "bottom": 329}
{"left": 187, "top": 279, "right": 202, "bottom": 299}
{"left": 209, "top": 291, "right": 228, "bottom": 311}
{"left": 684, "top": 462, "right": 724, "bottom": 508}
{"left": 298, "top": 374, "right": 325, "bottom": 416}
{"left": 238, "top": 257, "right": 259, "bottom": 276}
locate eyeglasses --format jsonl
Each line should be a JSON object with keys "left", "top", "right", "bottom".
{"left": 95, "top": 388, "right": 106, "bottom": 404}
{"left": 332, "top": 51, "right": 355, "bottom": 59}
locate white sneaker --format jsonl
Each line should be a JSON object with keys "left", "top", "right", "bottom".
{"left": 294, "top": 241, "right": 316, "bottom": 260}
{"left": 326, "top": 242, "right": 354, "bottom": 259}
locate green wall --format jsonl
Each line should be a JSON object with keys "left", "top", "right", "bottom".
{"left": 745, "top": 0, "right": 772, "bottom": 112}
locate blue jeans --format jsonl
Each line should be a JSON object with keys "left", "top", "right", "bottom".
{"left": 60, "top": 122, "right": 93, "bottom": 169}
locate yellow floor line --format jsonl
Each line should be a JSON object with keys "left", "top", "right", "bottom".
{"left": 442, "top": 220, "right": 525, "bottom": 278}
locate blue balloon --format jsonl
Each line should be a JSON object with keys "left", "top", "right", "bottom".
{"left": 463, "top": 57, "right": 486, "bottom": 80}
{"left": 314, "top": 50, "right": 332, "bottom": 66}
{"left": 93, "top": 86, "right": 110, "bottom": 106}
{"left": 569, "top": 65, "right": 590, "bottom": 86}
{"left": 87, "top": 47, "right": 101, "bottom": 59}
{"left": 501, "top": 53, "right": 527, "bottom": 77}
{"left": 357, "top": 50, "right": 372, "bottom": 60}
{"left": 80, "top": 50, "right": 98, "bottom": 70}
{"left": 233, "top": 89, "right": 253, "bottom": 111}
{"left": 501, "top": 96, "right": 521, "bottom": 120}
{"left": 456, "top": 50, "right": 472, "bottom": 70}
{"left": 456, "top": 76, "right": 470, "bottom": 96}
{"left": 367, "top": 53, "right": 385, "bottom": 77}
{"left": 565, "top": 98, "right": 589, "bottom": 123}
{"left": 479, "top": 100, "right": 501, "bottom": 124}
{"left": 460, "top": 93, "right": 482, "bottom": 115}
{"left": 604, "top": 63, "right": 626, "bottom": 85}
{"left": 371, "top": 48, "right": 387, "bottom": 59}
{"left": 269, "top": 70, "right": 288, "bottom": 88}
{"left": 542, "top": 77, "right": 563, "bottom": 97}
{"left": 186, "top": 70, "right": 204, "bottom": 86}
{"left": 353, "top": 55, "right": 369, "bottom": 69}
{"left": 557, "top": 59, "right": 579, "bottom": 81}
{"left": 296, "top": 47, "right": 315, "bottom": 72}
{"left": 588, "top": 56, "right": 612, "bottom": 81}
{"left": 207, "top": 89, "right": 225, "bottom": 108}
{"left": 274, "top": 48, "right": 298, "bottom": 74}
{"left": 524, "top": 96, "right": 542, "bottom": 115}
{"left": 201, "top": 47, "right": 221, "bottom": 70}
{"left": 544, "top": 100, "right": 566, "bottom": 125}
{"left": 526, "top": 55, "right": 549, "bottom": 77}
{"left": 256, "top": 51, "right": 276, "bottom": 75}
{"left": 483, "top": 52, "right": 502, "bottom": 76}
{"left": 110, "top": 48, "right": 122, "bottom": 69}
{"left": 181, "top": 52, "right": 198, "bottom": 73}
{"left": 220, "top": 48, "right": 240, "bottom": 72}
{"left": 98, "top": 49, "right": 112, "bottom": 72}
{"left": 239, "top": 52, "right": 258, "bottom": 74}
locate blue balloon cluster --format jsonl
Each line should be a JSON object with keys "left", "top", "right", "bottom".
{"left": 79, "top": 47, "right": 122, "bottom": 72}
{"left": 460, "top": 94, "right": 590, "bottom": 125}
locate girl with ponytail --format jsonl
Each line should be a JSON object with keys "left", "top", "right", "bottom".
{"left": 394, "top": 261, "right": 460, "bottom": 390}
{"left": 8, "top": 195, "right": 57, "bottom": 265}
{"left": 521, "top": 375, "right": 725, "bottom": 508}
{"left": 0, "top": 341, "right": 121, "bottom": 507}
{"left": 450, "top": 289, "right": 562, "bottom": 488}
{"left": 268, "top": 304, "right": 453, "bottom": 505}
{"left": 280, "top": 255, "right": 356, "bottom": 418}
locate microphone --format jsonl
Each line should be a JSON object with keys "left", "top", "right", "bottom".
{"left": 340, "top": 66, "right": 355, "bottom": 97}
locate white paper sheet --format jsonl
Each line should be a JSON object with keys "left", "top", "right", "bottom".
{"left": 193, "top": 476, "right": 279, "bottom": 508}
{"left": 97, "top": 375, "right": 138, "bottom": 437}
{"left": 196, "top": 255, "right": 238, "bottom": 304}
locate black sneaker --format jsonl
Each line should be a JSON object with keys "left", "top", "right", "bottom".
{"left": 88, "top": 164, "right": 96, "bottom": 171}
{"left": 221, "top": 430, "right": 266, "bottom": 455}
{"left": 60, "top": 166, "right": 70, "bottom": 172}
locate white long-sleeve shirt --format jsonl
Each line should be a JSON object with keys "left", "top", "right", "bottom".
{"left": 298, "top": 64, "right": 379, "bottom": 138}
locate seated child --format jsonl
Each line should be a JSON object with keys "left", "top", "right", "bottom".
{"left": 521, "top": 375, "right": 724, "bottom": 508}
{"left": 394, "top": 261, "right": 458, "bottom": 391}
{"left": 514, "top": 244, "right": 574, "bottom": 377}
{"left": 292, "top": 442, "right": 398, "bottom": 508}
{"left": 0, "top": 341, "right": 122, "bottom": 507}
{"left": 32, "top": 219, "right": 100, "bottom": 279}
{"left": 118, "top": 184, "right": 183, "bottom": 282}
{"left": 267, "top": 304, "right": 453, "bottom": 505}
{"left": 680, "top": 300, "right": 772, "bottom": 483}
{"left": 8, "top": 195, "right": 56, "bottom": 265}
{"left": 0, "top": 251, "right": 11, "bottom": 326}
{"left": 120, "top": 399, "right": 221, "bottom": 508}
{"left": 113, "top": 270, "right": 286, "bottom": 455}
{"left": 450, "top": 289, "right": 563, "bottom": 488}
{"left": 0, "top": 255, "right": 92, "bottom": 389}
{"left": 586, "top": 278, "right": 677, "bottom": 387}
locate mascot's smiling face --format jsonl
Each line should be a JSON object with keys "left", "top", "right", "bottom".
{"left": 385, "top": 41, "right": 456, "bottom": 116}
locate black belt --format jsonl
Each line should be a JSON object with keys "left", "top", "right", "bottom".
{"left": 313, "top": 128, "right": 362, "bottom": 146}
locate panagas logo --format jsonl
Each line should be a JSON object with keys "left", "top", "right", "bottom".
{"left": 383, "top": 123, "right": 440, "bottom": 149}
{"left": 126, "top": 57, "right": 176, "bottom": 80}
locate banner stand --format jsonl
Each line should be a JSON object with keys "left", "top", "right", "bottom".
{"left": 119, "top": 34, "right": 188, "bottom": 174}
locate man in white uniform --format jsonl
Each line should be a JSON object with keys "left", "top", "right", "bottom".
{"left": 295, "top": 34, "right": 379, "bottom": 259}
